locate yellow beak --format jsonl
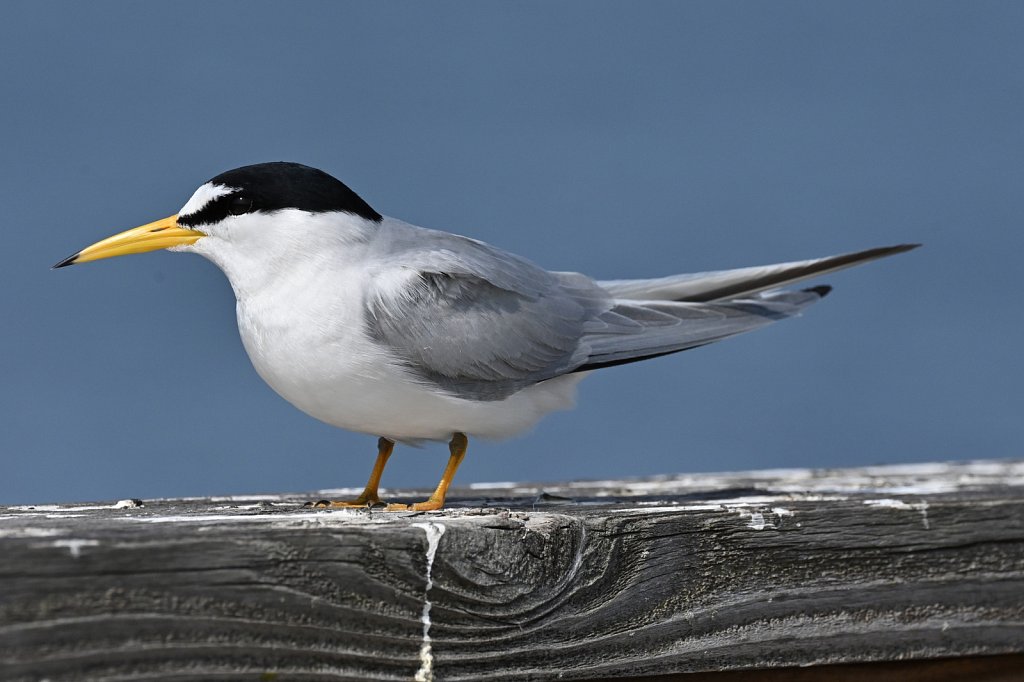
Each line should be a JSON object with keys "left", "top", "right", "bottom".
{"left": 53, "top": 215, "right": 205, "bottom": 268}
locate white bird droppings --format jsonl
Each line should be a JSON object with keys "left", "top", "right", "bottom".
{"left": 863, "top": 498, "right": 930, "bottom": 530}
{"left": 51, "top": 539, "right": 99, "bottom": 558}
{"left": 411, "top": 522, "right": 446, "bottom": 682}
{"left": 746, "top": 511, "right": 767, "bottom": 530}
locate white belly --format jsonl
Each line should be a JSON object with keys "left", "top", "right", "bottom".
{"left": 234, "top": 281, "right": 584, "bottom": 442}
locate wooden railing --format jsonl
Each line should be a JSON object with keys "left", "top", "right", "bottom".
{"left": 2, "top": 460, "right": 1023, "bottom": 680}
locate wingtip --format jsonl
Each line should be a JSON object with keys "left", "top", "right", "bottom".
{"left": 52, "top": 253, "right": 79, "bottom": 269}
{"left": 803, "top": 284, "right": 833, "bottom": 298}
{"left": 859, "top": 243, "right": 922, "bottom": 259}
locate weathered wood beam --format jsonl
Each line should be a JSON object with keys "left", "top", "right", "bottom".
{"left": 1, "top": 460, "right": 1023, "bottom": 681}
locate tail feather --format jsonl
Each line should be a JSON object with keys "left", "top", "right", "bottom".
{"left": 574, "top": 286, "right": 831, "bottom": 373}
{"left": 598, "top": 243, "right": 919, "bottom": 302}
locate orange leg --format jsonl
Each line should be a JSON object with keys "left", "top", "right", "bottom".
{"left": 310, "top": 437, "right": 394, "bottom": 508}
{"left": 387, "top": 432, "right": 468, "bottom": 512}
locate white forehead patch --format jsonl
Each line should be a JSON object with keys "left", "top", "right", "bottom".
{"left": 178, "top": 182, "right": 237, "bottom": 218}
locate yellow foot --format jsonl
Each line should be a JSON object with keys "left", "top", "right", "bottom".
{"left": 384, "top": 498, "right": 445, "bottom": 512}
{"left": 303, "top": 495, "right": 384, "bottom": 509}
{"left": 304, "top": 438, "right": 396, "bottom": 510}
{"left": 304, "top": 433, "right": 467, "bottom": 513}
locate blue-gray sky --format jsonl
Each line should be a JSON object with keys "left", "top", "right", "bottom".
{"left": 2, "top": 1, "right": 1021, "bottom": 504}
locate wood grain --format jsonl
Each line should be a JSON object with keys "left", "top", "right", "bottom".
{"left": 1, "top": 460, "right": 1023, "bottom": 681}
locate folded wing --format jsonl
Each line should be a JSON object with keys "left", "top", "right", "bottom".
{"left": 365, "top": 235, "right": 918, "bottom": 401}
{"left": 598, "top": 244, "right": 918, "bottom": 302}
{"left": 576, "top": 287, "right": 830, "bottom": 371}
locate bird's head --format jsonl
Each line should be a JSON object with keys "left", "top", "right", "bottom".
{"left": 53, "top": 162, "right": 382, "bottom": 270}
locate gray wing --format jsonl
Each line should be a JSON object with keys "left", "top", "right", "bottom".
{"left": 364, "top": 228, "right": 609, "bottom": 401}
{"left": 577, "top": 288, "right": 827, "bottom": 371}
{"left": 599, "top": 244, "right": 919, "bottom": 302}
{"left": 363, "top": 223, "right": 835, "bottom": 401}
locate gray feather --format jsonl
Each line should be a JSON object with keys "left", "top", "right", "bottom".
{"left": 364, "top": 220, "right": 609, "bottom": 400}
{"left": 576, "top": 289, "right": 825, "bottom": 371}
{"left": 599, "top": 244, "right": 919, "bottom": 302}
{"left": 364, "top": 221, "right": 911, "bottom": 401}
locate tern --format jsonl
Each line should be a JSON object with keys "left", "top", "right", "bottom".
{"left": 55, "top": 162, "right": 918, "bottom": 510}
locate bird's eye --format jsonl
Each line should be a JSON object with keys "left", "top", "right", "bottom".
{"left": 228, "top": 195, "right": 253, "bottom": 216}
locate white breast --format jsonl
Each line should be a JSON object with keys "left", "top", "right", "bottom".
{"left": 236, "top": 285, "right": 585, "bottom": 441}
{"left": 188, "top": 211, "right": 584, "bottom": 442}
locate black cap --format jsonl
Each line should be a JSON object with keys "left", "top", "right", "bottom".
{"left": 178, "top": 162, "right": 382, "bottom": 227}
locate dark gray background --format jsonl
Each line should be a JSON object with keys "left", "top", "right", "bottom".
{"left": 2, "top": 1, "right": 1019, "bottom": 504}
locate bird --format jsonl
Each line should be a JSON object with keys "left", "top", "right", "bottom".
{"left": 55, "top": 162, "right": 918, "bottom": 510}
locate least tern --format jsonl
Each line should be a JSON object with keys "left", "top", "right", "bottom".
{"left": 55, "top": 162, "right": 918, "bottom": 510}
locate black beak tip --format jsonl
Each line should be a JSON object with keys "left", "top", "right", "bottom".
{"left": 52, "top": 253, "right": 79, "bottom": 269}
